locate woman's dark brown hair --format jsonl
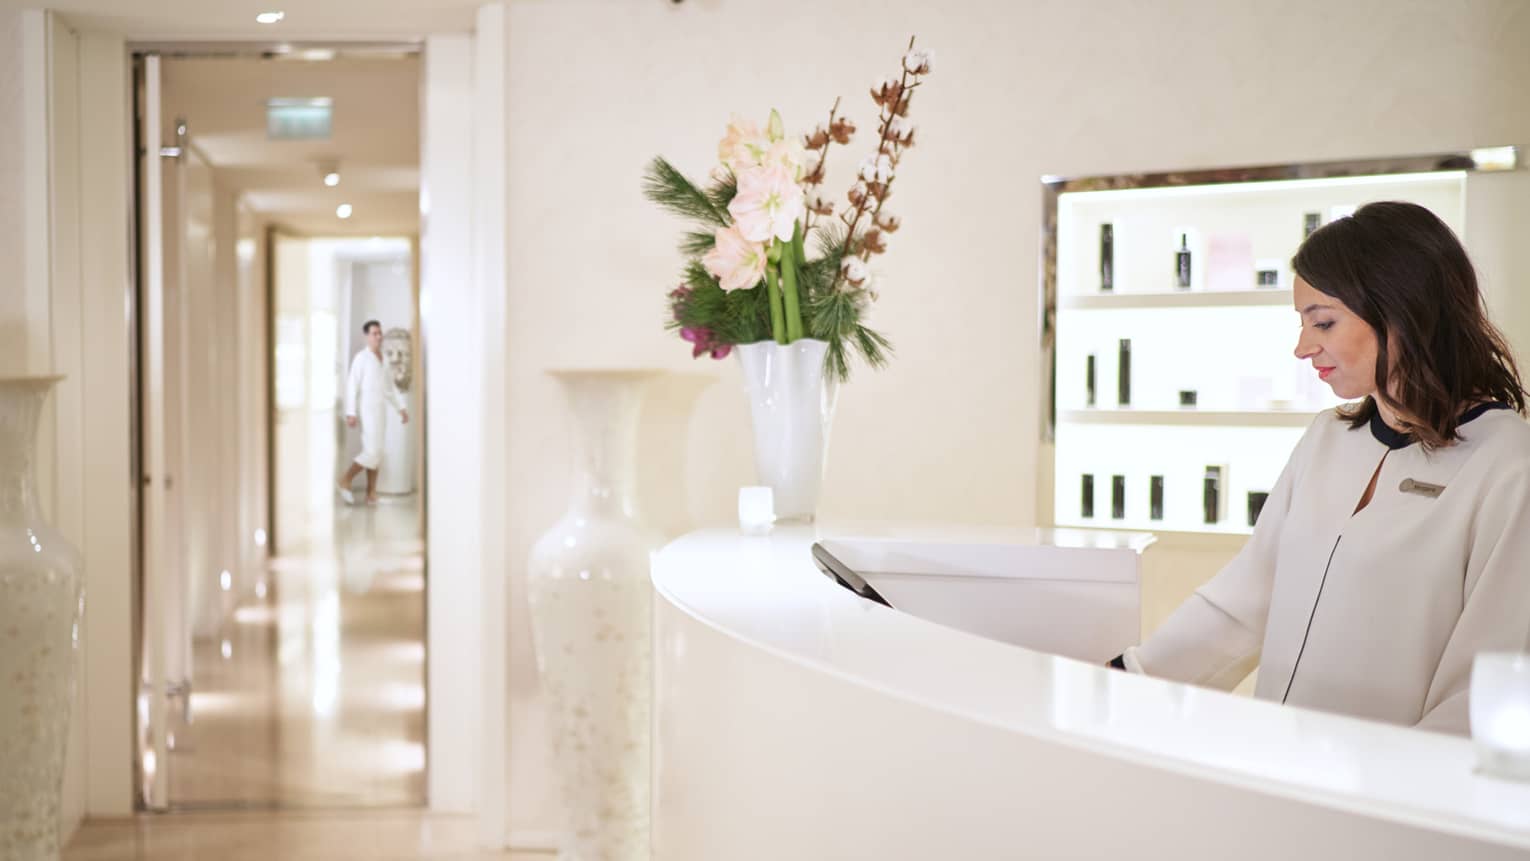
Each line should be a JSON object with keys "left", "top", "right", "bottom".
{"left": 1292, "top": 200, "right": 1527, "bottom": 449}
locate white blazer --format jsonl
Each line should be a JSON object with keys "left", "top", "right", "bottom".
{"left": 1126, "top": 404, "right": 1530, "bottom": 735}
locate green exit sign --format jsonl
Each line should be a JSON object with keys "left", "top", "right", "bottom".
{"left": 267, "top": 97, "right": 333, "bottom": 140}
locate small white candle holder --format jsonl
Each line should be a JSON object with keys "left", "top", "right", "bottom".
{"left": 1470, "top": 652, "right": 1530, "bottom": 781}
{"left": 738, "top": 486, "right": 775, "bottom": 536}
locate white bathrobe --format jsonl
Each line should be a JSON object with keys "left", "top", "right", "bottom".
{"left": 1126, "top": 404, "right": 1530, "bottom": 735}
{"left": 344, "top": 349, "right": 403, "bottom": 470}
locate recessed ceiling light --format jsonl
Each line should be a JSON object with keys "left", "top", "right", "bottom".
{"left": 336, "top": 204, "right": 353, "bottom": 219}
{"left": 256, "top": 11, "right": 285, "bottom": 24}
{"left": 323, "top": 172, "right": 340, "bottom": 187}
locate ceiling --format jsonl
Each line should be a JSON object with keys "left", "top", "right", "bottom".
{"left": 6, "top": 0, "right": 478, "bottom": 39}
{"left": 5, "top": 0, "right": 464, "bottom": 235}
{"left": 163, "top": 53, "right": 420, "bottom": 236}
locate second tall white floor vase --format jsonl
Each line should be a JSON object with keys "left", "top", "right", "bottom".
{"left": 528, "top": 370, "right": 663, "bottom": 861}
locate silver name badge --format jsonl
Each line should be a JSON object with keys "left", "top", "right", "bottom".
{"left": 1399, "top": 478, "right": 1445, "bottom": 498}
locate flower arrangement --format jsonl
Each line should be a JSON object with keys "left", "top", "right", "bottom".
{"left": 645, "top": 39, "right": 934, "bottom": 382}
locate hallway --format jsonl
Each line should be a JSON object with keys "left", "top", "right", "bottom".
{"left": 162, "top": 498, "right": 426, "bottom": 808}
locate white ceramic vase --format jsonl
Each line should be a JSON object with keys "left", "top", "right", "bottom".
{"left": 735, "top": 339, "right": 838, "bottom": 522}
{"left": 0, "top": 377, "right": 83, "bottom": 861}
{"left": 527, "top": 370, "right": 663, "bottom": 861}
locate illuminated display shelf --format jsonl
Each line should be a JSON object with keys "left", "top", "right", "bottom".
{"left": 1049, "top": 168, "right": 1470, "bottom": 537}
{"left": 1059, "top": 409, "right": 1317, "bottom": 428}
{"left": 1054, "top": 514, "right": 1263, "bottom": 537}
{"left": 1060, "top": 289, "right": 1293, "bottom": 311}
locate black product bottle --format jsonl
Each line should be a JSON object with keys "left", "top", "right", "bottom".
{"left": 1111, "top": 475, "right": 1126, "bottom": 519}
{"left": 1247, "top": 491, "right": 1270, "bottom": 527}
{"left": 1117, "top": 339, "right": 1131, "bottom": 407}
{"left": 1085, "top": 354, "right": 1097, "bottom": 407}
{"left": 1100, "top": 223, "right": 1114, "bottom": 292}
{"left": 1203, "top": 466, "right": 1223, "bottom": 524}
{"left": 1081, "top": 475, "right": 1095, "bottom": 518}
{"left": 1149, "top": 475, "right": 1164, "bottom": 521}
{"left": 1175, "top": 233, "right": 1192, "bottom": 289}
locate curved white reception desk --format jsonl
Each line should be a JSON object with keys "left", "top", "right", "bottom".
{"left": 651, "top": 527, "right": 1530, "bottom": 860}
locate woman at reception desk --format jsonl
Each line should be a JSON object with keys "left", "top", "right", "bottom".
{"left": 1118, "top": 202, "right": 1530, "bottom": 734}
{"left": 650, "top": 201, "right": 1530, "bottom": 861}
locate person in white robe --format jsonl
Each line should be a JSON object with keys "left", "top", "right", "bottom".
{"left": 1114, "top": 201, "right": 1530, "bottom": 736}
{"left": 338, "top": 319, "right": 408, "bottom": 505}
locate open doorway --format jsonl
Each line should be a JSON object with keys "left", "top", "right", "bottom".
{"left": 132, "top": 45, "right": 427, "bottom": 809}
{"left": 271, "top": 235, "right": 422, "bottom": 549}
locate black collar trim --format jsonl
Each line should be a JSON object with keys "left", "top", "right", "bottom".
{"left": 1368, "top": 401, "right": 1511, "bottom": 449}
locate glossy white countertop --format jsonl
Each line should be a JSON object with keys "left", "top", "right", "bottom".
{"left": 652, "top": 526, "right": 1530, "bottom": 851}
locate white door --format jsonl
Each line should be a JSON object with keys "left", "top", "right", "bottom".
{"left": 135, "top": 53, "right": 191, "bottom": 811}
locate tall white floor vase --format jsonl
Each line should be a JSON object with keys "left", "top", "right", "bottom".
{"left": 735, "top": 339, "right": 838, "bottom": 522}
{"left": 528, "top": 370, "right": 662, "bottom": 861}
{"left": 0, "top": 377, "right": 83, "bottom": 861}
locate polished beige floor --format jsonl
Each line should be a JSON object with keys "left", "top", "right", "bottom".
{"left": 163, "top": 433, "right": 427, "bottom": 806}
{"left": 64, "top": 810, "right": 547, "bottom": 861}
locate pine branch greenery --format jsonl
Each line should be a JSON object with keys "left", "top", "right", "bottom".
{"left": 813, "top": 220, "right": 850, "bottom": 259}
{"left": 680, "top": 230, "right": 716, "bottom": 256}
{"left": 796, "top": 255, "right": 837, "bottom": 303}
{"left": 643, "top": 157, "right": 729, "bottom": 227}
{"left": 808, "top": 283, "right": 892, "bottom": 383}
{"left": 672, "top": 270, "right": 772, "bottom": 345}
{"left": 682, "top": 260, "right": 716, "bottom": 292}
{"left": 705, "top": 174, "right": 737, "bottom": 214}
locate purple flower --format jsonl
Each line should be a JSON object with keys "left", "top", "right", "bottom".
{"left": 668, "top": 285, "right": 692, "bottom": 313}
{"left": 670, "top": 285, "right": 730, "bottom": 359}
{"left": 680, "top": 326, "right": 732, "bottom": 360}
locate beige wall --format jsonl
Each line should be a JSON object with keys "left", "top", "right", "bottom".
{"left": 73, "top": 27, "right": 136, "bottom": 820}
{"left": 500, "top": 0, "right": 1530, "bottom": 835}
{"left": 47, "top": 12, "right": 89, "bottom": 836}
{"left": 0, "top": 11, "right": 137, "bottom": 840}
{"left": 0, "top": 9, "right": 25, "bottom": 369}
{"left": 0, "top": 8, "right": 50, "bottom": 376}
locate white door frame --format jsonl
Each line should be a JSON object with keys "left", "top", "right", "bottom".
{"left": 54, "top": 14, "right": 509, "bottom": 838}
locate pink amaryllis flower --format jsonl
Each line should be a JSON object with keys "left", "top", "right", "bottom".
{"left": 701, "top": 223, "right": 767, "bottom": 291}
{"left": 718, "top": 116, "right": 771, "bottom": 175}
{"left": 728, "top": 164, "right": 805, "bottom": 244}
{"left": 763, "top": 138, "right": 807, "bottom": 181}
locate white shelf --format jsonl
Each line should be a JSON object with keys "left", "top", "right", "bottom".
{"left": 1059, "top": 408, "right": 1318, "bottom": 428}
{"left": 1054, "top": 515, "right": 1254, "bottom": 537}
{"left": 1059, "top": 289, "right": 1293, "bottom": 310}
